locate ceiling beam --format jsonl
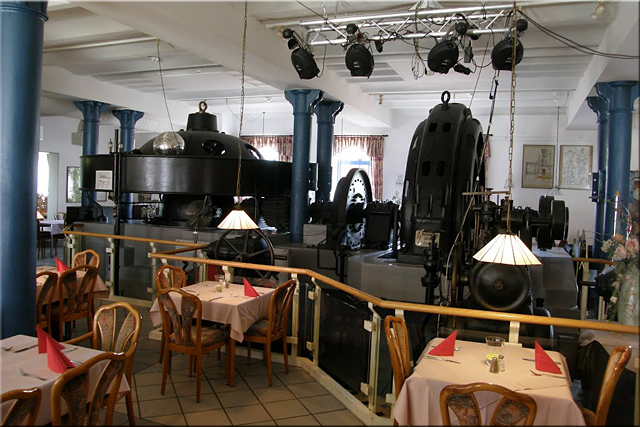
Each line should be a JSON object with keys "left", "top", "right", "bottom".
{"left": 75, "top": 1, "right": 392, "bottom": 128}
{"left": 565, "top": 1, "right": 639, "bottom": 126}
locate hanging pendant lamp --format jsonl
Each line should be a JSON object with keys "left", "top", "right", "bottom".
{"left": 473, "top": 2, "right": 540, "bottom": 267}
{"left": 218, "top": 0, "right": 258, "bottom": 231}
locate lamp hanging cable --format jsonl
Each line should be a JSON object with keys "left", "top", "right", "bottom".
{"left": 236, "top": 0, "right": 249, "bottom": 206}
{"left": 156, "top": 39, "right": 176, "bottom": 135}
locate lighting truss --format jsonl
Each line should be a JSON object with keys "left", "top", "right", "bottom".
{"left": 266, "top": 4, "right": 516, "bottom": 47}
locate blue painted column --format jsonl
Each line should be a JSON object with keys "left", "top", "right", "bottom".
{"left": 284, "top": 89, "right": 323, "bottom": 243}
{"left": 74, "top": 100, "right": 110, "bottom": 207}
{"left": 0, "top": 1, "right": 48, "bottom": 338}
{"left": 315, "top": 101, "right": 344, "bottom": 203}
{"left": 587, "top": 96, "right": 608, "bottom": 258}
{"left": 595, "top": 81, "right": 639, "bottom": 239}
{"left": 113, "top": 109, "right": 144, "bottom": 219}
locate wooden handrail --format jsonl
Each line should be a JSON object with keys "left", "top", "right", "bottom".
{"left": 156, "top": 244, "right": 209, "bottom": 255}
{"left": 63, "top": 230, "right": 204, "bottom": 248}
{"left": 573, "top": 257, "right": 616, "bottom": 266}
{"left": 63, "top": 230, "right": 640, "bottom": 335}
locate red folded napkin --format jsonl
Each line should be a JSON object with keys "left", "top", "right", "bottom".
{"left": 535, "top": 341, "right": 562, "bottom": 374}
{"left": 37, "top": 327, "right": 65, "bottom": 354}
{"left": 56, "top": 257, "right": 69, "bottom": 273}
{"left": 243, "top": 278, "right": 260, "bottom": 297}
{"left": 46, "top": 335, "right": 74, "bottom": 373}
{"left": 428, "top": 330, "right": 457, "bottom": 356}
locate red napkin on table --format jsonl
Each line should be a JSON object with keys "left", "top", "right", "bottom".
{"left": 55, "top": 257, "right": 69, "bottom": 274}
{"left": 46, "top": 334, "right": 74, "bottom": 374}
{"left": 535, "top": 341, "right": 562, "bottom": 374}
{"left": 37, "top": 327, "right": 65, "bottom": 354}
{"left": 243, "top": 278, "right": 260, "bottom": 297}
{"left": 428, "top": 330, "right": 457, "bottom": 357}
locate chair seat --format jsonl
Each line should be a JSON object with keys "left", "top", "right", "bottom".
{"left": 170, "top": 325, "right": 229, "bottom": 347}
{"left": 246, "top": 318, "right": 269, "bottom": 336}
{"left": 579, "top": 406, "right": 597, "bottom": 426}
{"left": 51, "top": 303, "right": 89, "bottom": 318}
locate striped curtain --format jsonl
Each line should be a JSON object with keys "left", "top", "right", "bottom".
{"left": 241, "top": 135, "right": 293, "bottom": 162}
{"left": 333, "top": 135, "right": 385, "bottom": 200}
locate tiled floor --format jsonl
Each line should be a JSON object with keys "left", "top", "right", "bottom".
{"left": 72, "top": 300, "right": 364, "bottom": 426}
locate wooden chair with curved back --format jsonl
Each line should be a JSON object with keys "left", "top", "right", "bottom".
{"left": 53, "top": 265, "right": 99, "bottom": 341}
{"left": 1, "top": 388, "right": 42, "bottom": 426}
{"left": 157, "top": 287, "right": 231, "bottom": 403}
{"left": 384, "top": 316, "right": 411, "bottom": 400}
{"left": 64, "top": 302, "right": 142, "bottom": 426}
{"left": 155, "top": 264, "right": 188, "bottom": 363}
{"left": 578, "top": 346, "right": 632, "bottom": 426}
{"left": 35, "top": 271, "right": 58, "bottom": 334}
{"left": 440, "top": 382, "right": 537, "bottom": 426}
{"left": 51, "top": 351, "right": 128, "bottom": 426}
{"left": 242, "top": 279, "right": 297, "bottom": 387}
{"left": 72, "top": 249, "right": 100, "bottom": 269}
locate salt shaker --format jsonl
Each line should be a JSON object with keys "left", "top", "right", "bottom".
{"left": 490, "top": 356, "right": 500, "bottom": 373}
{"left": 499, "top": 355, "right": 505, "bottom": 371}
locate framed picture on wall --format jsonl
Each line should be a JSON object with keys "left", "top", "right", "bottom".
{"left": 66, "top": 166, "right": 82, "bottom": 203}
{"left": 559, "top": 145, "right": 592, "bottom": 190}
{"left": 521, "top": 145, "right": 555, "bottom": 189}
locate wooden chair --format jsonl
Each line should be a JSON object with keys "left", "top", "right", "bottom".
{"left": 578, "top": 346, "right": 632, "bottom": 426}
{"left": 156, "top": 264, "right": 188, "bottom": 363}
{"left": 52, "top": 213, "right": 67, "bottom": 257}
{"left": 51, "top": 351, "right": 127, "bottom": 426}
{"left": 384, "top": 316, "right": 411, "bottom": 402}
{"left": 157, "top": 287, "right": 231, "bottom": 402}
{"left": 72, "top": 249, "right": 100, "bottom": 269}
{"left": 243, "top": 279, "right": 296, "bottom": 386}
{"left": 1, "top": 388, "right": 42, "bottom": 426}
{"left": 37, "top": 220, "right": 50, "bottom": 259}
{"left": 440, "top": 382, "right": 537, "bottom": 426}
{"left": 52, "top": 265, "right": 98, "bottom": 341}
{"left": 35, "top": 271, "right": 58, "bottom": 334}
{"left": 64, "top": 302, "right": 142, "bottom": 427}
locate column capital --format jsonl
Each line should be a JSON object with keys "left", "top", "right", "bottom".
{"left": 587, "top": 96, "right": 608, "bottom": 124}
{"left": 0, "top": 2, "right": 48, "bottom": 20}
{"left": 74, "top": 100, "right": 111, "bottom": 122}
{"left": 285, "top": 89, "right": 324, "bottom": 115}
{"left": 113, "top": 109, "right": 144, "bottom": 129}
{"left": 595, "top": 81, "right": 639, "bottom": 111}
{"left": 315, "top": 100, "right": 344, "bottom": 124}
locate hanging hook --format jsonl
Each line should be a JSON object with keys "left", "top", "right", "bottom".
{"left": 198, "top": 100, "right": 208, "bottom": 113}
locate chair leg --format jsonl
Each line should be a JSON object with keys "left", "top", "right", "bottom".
{"left": 159, "top": 337, "right": 165, "bottom": 364}
{"left": 229, "top": 339, "right": 235, "bottom": 387}
{"left": 125, "top": 390, "right": 136, "bottom": 426}
{"left": 282, "top": 336, "right": 289, "bottom": 374}
{"left": 161, "top": 345, "right": 171, "bottom": 395}
{"left": 247, "top": 342, "right": 251, "bottom": 365}
{"left": 265, "top": 341, "right": 272, "bottom": 386}
{"left": 188, "top": 355, "right": 193, "bottom": 377}
{"left": 196, "top": 353, "right": 203, "bottom": 403}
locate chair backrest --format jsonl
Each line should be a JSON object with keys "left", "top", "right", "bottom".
{"left": 35, "top": 271, "right": 58, "bottom": 331}
{"left": 58, "top": 265, "right": 98, "bottom": 318}
{"left": 54, "top": 212, "right": 66, "bottom": 221}
{"left": 440, "top": 382, "right": 537, "bottom": 426}
{"left": 157, "top": 288, "right": 203, "bottom": 348}
{"left": 51, "top": 351, "right": 127, "bottom": 426}
{"left": 384, "top": 316, "right": 411, "bottom": 399}
{"left": 1, "top": 387, "right": 42, "bottom": 426}
{"left": 92, "top": 302, "right": 142, "bottom": 356}
{"left": 267, "top": 280, "right": 296, "bottom": 338}
{"left": 72, "top": 250, "right": 100, "bottom": 269}
{"left": 593, "top": 346, "right": 632, "bottom": 425}
{"left": 156, "top": 264, "right": 187, "bottom": 290}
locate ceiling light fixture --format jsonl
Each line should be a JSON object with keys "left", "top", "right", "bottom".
{"left": 474, "top": 1, "right": 540, "bottom": 267}
{"left": 282, "top": 28, "right": 320, "bottom": 80}
{"left": 427, "top": 38, "right": 459, "bottom": 74}
{"left": 491, "top": 18, "right": 527, "bottom": 70}
{"left": 344, "top": 24, "right": 375, "bottom": 78}
{"left": 219, "top": 0, "right": 258, "bottom": 231}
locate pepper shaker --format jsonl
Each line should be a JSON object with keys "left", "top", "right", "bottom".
{"left": 490, "top": 356, "right": 500, "bottom": 373}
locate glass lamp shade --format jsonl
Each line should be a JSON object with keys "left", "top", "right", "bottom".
{"left": 36, "top": 211, "right": 44, "bottom": 220}
{"left": 473, "top": 233, "right": 541, "bottom": 266}
{"left": 218, "top": 209, "right": 258, "bottom": 230}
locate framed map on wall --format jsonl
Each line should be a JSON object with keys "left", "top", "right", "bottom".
{"left": 559, "top": 145, "right": 592, "bottom": 190}
{"left": 521, "top": 145, "right": 555, "bottom": 189}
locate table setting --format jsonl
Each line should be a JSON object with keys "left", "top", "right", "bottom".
{"left": 0, "top": 330, "right": 130, "bottom": 425}
{"left": 149, "top": 278, "right": 275, "bottom": 342}
{"left": 393, "top": 330, "right": 586, "bottom": 425}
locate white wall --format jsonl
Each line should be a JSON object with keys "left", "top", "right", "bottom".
{"left": 38, "top": 116, "right": 159, "bottom": 216}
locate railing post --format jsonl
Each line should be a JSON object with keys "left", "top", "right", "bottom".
{"left": 308, "top": 278, "right": 322, "bottom": 365}
{"left": 364, "top": 302, "right": 382, "bottom": 414}
{"left": 508, "top": 321, "right": 520, "bottom": 344}
{"left": 222, "top": 265, "right": 231, "bottom": 286}
{"left": 149, "top": 242, "right": 157, "bottom": 296}
{"left": 197, "top": 249, "right": 207, "bottom": 283}
{"left": 106, "top": 238, "right": 116, "bottom": 298}
{"left": 290, "top": 273, "right": 300, "bottom": 357}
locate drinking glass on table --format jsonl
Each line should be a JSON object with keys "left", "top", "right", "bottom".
{"left": 485, "top": 336, "right": 505, "bottom": 358}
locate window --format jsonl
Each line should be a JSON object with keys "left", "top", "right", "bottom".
{"left": 331, "top": 146, "right": 371, "bottom": 199}
{"left": 258, "top": 146, "right": 279, "bottom": 161}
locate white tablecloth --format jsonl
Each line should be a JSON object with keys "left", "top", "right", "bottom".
{"left": 149, "top": 282, "right": 274, "bottom": 342}
{"left": 393, "top": 338, "right": 585, "bottom": 426}
{"left": 579, "top": 326, "right": 639, "bottom": 373}
{"left": 40, "top": 220, "right": 64, "bottom": 236}
{"left": 0, "top": 334, "right": 130, "bottom": 425}
{"left": 36, "top": 266, "right": 109, "bottom": 302}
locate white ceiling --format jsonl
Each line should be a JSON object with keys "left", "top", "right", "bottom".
{"left": 41, "top": 1, "right": 638, "bottom": 129}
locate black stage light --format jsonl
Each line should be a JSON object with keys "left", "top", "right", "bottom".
{"left": 491, "top": 37, "right": 524, "bottom": 70}
{"left": 374, "top": 39, "right": 384, "bottom": 53}
{"left": 516, "top": 18, "right": 528, "bottom": 32}
{"left": 287, "top": 38, "right": 298, "bottom": 50}
{"left": 427, "top": 39, "right": 459, "bottom": 74}
{"left": 291, "top": 48, "right": 320, "bottom": 79}
{"left": 346, "top": 23, "right": 359, "bottom": 35}
{"left": 453, "top": 64, "right": 471, "bottom": 75}
{"left": 345, "top": 43, "right": 374, "bottom": 77}
{"left": 455, "top": 22, "right": 468, "bottom": 35}
{"left": 282, "top": 28, "right": 294, "bottom": 39}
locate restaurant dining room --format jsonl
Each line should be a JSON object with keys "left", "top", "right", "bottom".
{"left": 1, "top": 0, "right": 639, "bottom": 425}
